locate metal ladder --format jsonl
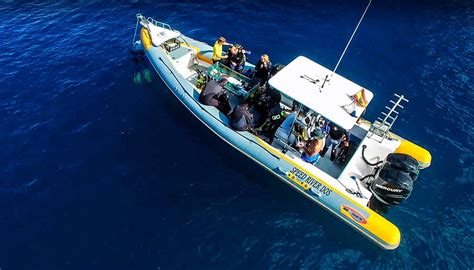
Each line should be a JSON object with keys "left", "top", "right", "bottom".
{"left": 369, "top": 93, "right": 409, "bottom": 142}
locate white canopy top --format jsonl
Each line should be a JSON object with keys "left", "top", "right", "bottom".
{"left": 268, "top": 56, "right": 374, "bottom": 130}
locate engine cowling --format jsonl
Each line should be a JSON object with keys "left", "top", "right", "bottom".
{"left": 370, "top": 165, "right": 414, "bottom": 206}
{"left": 368, "top": 153, "right": 420, "bottom": 212}
{"left": 386, "top": 153, "right": 419, "bottom": 181}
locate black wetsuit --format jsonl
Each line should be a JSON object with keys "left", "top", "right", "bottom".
{"left": 230, "top": 105, "right": 253, "bottom": 131}
{"left": 262, "top": 104, "right": 286, "bottom": 138}
{"left": 225, "top": 49, "right": 246, "bottom": 72}
{"left": 131, "top": 49, "right": 146, "bottom": 72}
{"left": 254, "top": 86, "right": 281, "bottom": 126}
{"left": 254, "top": 59, "right": 272, "bottom": 86}
{"left": 199, "top": 80, "right": 231, "bottom": 114}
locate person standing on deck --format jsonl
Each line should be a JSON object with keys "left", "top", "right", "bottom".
{"left": 301, "top": 128, "right": 326, "bottom": 164}
{"left": 254, "top": 54, "right": 272, "bottom": 86}
{"left": 212, "top": 37, "right": 231, "bottom": 64}
{"left": 320, "top": 122, "right": 346, "bottom": 161}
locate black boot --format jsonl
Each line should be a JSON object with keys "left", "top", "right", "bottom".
{"left": 320, "top": 146, "right": 328, "bottom": 157}
{"left": 330, "top": 148, "right": 337, "bottom": 161}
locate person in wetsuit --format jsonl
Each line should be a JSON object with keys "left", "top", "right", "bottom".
{"left": 334, "top": 133, "right": 350, "bottom": 165}
{"left": 252, "top": 85, "right": 281, "bottom": 127}
{"left": 261, "top": 103, "right": 287, "bottom": 139}
{"left": 225, "top": 44, "right": 247, "bottom": 73}
{"left": 254, "top": 54, "right": 272, "bottom": 86}
{"left": 230, "top": 101, "right": 254, "bottom": 131}
{"left": 130, "top": 48, "right": 151, "bottom": 84}
{"left": 199, "top": 79, "right": 231, "bottom": 115}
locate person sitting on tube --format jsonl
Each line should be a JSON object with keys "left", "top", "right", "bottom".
{"left": 199, "top": 79, "right": 231, "bottom": 115}
{"left": 224, "top": 44, "right": 249, "bottom": 73}
{"left": 230, "top": 101, "right": 255, "bottom": 131}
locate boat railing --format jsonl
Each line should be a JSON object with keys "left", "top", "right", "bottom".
{"left": 147, "top": 17, "right": 172, "bottom": 30}
{"left": 136, "top": 13, "right": 172, "bottom": 30}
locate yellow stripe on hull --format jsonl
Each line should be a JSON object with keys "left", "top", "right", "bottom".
{"left": 255, "top": 137, "right": 400, "bottom": 248}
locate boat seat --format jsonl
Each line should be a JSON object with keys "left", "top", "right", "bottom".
{"left": 169, "top": 46, "right": 192, "bottom": 60}
{"left": 169, "top": 46, "right": 198, "bottom": 79}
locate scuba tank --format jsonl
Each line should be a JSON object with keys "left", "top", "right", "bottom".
{"left": 194, "top": 70, "right": 208, "bottom": 91}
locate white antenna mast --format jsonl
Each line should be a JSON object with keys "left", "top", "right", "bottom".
{"left": 331, "top": 0, "right": 373, "bottom": 77}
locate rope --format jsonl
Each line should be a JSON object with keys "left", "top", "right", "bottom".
{"left": 331, "top": 0, "right": 373, "bottom": 76}
{"left": 361, "top": 145, "right": 384, "bottom": 166}
{"left": 335, "top": 177, "right": 365, "bottom": 199}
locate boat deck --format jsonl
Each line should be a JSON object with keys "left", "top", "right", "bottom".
{"left": 161, "top": 37, "right": 374, "bottom": 206}
{"left": 186, "top": 61, "right": 367, "bottom": 184}
{"left": 137, "top": 14, "right": 433, "bottom": 249}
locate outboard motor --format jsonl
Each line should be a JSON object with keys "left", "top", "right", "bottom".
{"left": 386, "top": 153, "right": 419, "bottom": 181}
{"left": 369, "top": 163, "right": 414, "bottom": 206}
{"left": 361, "top": 146, "right": 421, "bottom": 213}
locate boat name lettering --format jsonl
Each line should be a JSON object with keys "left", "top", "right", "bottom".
{"left": 290, "top": 167, "right": 332, "bottom": 196}
{"left": 290, "top": 167, "right": 308, "bottom": 180}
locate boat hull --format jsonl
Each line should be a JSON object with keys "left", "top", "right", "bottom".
{"left": 140, "top": 28, "right": 401, "bottom": 250}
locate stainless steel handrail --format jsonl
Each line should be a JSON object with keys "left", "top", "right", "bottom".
{"left": 136, "top": 13, "right": 172, "bottom": 30}
{"left": 147, "top": 17, "right": 172, "bottom": 30}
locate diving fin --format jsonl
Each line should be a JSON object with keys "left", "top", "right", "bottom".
{"left": 143, "top": 68, "right": 152, "bottom": 82}
{"left": 134, "top": 72, "right": 142, "bottom": 85}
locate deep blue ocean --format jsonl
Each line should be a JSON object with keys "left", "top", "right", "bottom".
{"left": 1, "top": 1, "right": 473, "bottom": 269}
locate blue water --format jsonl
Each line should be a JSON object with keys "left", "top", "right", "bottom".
{"left": 1, "top": 1, "right": 473, "bottom": 269}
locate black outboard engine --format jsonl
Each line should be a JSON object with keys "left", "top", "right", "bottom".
{"left": 370, "top": 163, "right": 414, "bottom": 206}
{"left": 362, "top": 149, "right": 420, "bottom": 213}
{"left": 386, "top": 153, "right": 419, "bottom": 181}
